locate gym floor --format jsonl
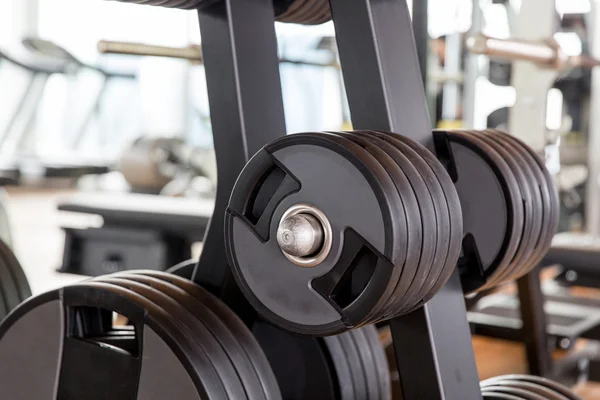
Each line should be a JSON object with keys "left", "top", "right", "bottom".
{"left": 7, "top": 187, "right": 600, "bottom": 399}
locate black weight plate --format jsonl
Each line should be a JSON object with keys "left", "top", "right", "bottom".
{"left": 437, "top": 130, "right": 523, "bottom": 292}
{"left": 76, "top": 282, "right": 223, "bottom": 398}
{"left": 375, "top": 130, "right": 463, "bottom": 307}
{"left": 483, "top": 380, "right": 568, "bottom": 400}
{"left": 277, "top": 0, "right": 308, "bottom": 22}
{"left": 364, "top": 130, "right": 451, "bottom": 311}
{"left": 460, "top": 130, "right": 528, "bottom": 288}
{"left": 0, "top": 241, "right": 22, "bottom": 314}
{"left": 482, "top": 394, "right": 525, "bottom": 400}
{"left": 481, "top": 375, "right": 581, "bottom": 400}
{"left": 113, "top": 272, "right": 266, "bottom": 400}
{"left": 334, "top": 131, "right": 421, "bottom": 319}
{"left": 320, "top": 131, "right": 410, "bottom": 324}
{"left": 0, "top": 288, "right": 7, "bottom": 321}
{"left": 75, "top": 281, "right": 224, "bottom": 399}
{"left": 488, "top": 130, "right": 560, "bottom": 267}
{"left": 322, "top": 334, "right": 356, "bottom": 400}
{"left": 483, "top": 130, "right": 550, "bottom": 276}
{"left": 253, "top": 321, "right": 338, "bottom": 400}
{"left": 363, "top": 325, "right": 392, "bottom": 400}
{"left": 348, "top": 328, "right": 378, "bottom": 400}
{"left": 167, "top": 259, "right": 197, "bottom": 278}
{"left": 95, "top": 276, "right": 247, "bottom": 400}
{"left": 336, "top": 328, "right": 368, "bottom": 400}
{"left": 481, "top": 386, "right": 547, "bottom": 400}
{"left": 227, "top": 132, "right": 407, "bottom": 334}
{"left": 350, "top": 131, "right": 439, "bottom": 315}
{"left": 0, "top": 239, "right": 31, "bottom": 304}
{"left": 351, "top": 326, "right": 389, "bottom": 400}
{"left": 138, "top": 270, "right": 282, "bottom": 400}
{"left": 465, "top": 130, "right": 537, "bottom": 282}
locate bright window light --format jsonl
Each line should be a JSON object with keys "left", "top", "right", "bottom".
{"left": 554, "top": 32, "right": 583, "bottom": 56}
{"left": 556, "top": 0, "right": 591, "bottom": 16}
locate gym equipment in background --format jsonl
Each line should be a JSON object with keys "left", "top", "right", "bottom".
{"left": 0, "top": 37, "right": 141, "bottom": 183}
{"left": 58, "top": 193, "right": 212, "bottom": 276}
{"left": 118, "top": 135, "right": 216, "bottom": 196}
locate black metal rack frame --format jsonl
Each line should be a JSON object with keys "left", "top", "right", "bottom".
{"left": 192, "top": 1, "right": 483, "bottom": 398}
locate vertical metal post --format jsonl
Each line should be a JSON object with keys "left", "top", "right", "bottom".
{"left": 329, "top": 0, "right": 432, "bottom": 149}
{"left": 463, "top": 0, "right": 485, "bottom": 129}
{"left": 442, "top": 32, "right": 463, "bottom": 122}
{"left": 516, "top": 268, "right": 553, "bottom": 377}
{"left": 193, "top": 0, "right": 287, "bottom": 294}
{"left": 411, "top": 0, "right": 429, "bottom": 88}
{"left": 330, "top": 0, "right": 482, "bottom": 398}
{"left": 586, "top": 0, "right": 600, "bottom": 235}
{"left": 508, "top": 0, "right": 558, "bottom": 152}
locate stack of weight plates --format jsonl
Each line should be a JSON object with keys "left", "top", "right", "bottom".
{"left": 0, "top": 270, "right": 282, "bottom": 400}
{"left": 275, "top": 0, "right": 331, "bottom": 24}
{"left": 102, "top": 0, "right": 332, "bottom": 24}
{"left": 0, "top": 238, "right": 30, "bottom": 320}
{"left": 481, "top": 374, "right": 582, "bottom": 400}
{"left": 226, "top": 130, "right": 463, "bottom": 335}
{"left": 434, "top": 129, "right": 559, "bottom": 293}
{"left": 254, "top": 321, "right": 390, "bottom": 400}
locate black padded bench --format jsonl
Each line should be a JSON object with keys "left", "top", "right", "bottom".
{"left": 543, "top": 233, "right": 600, "bottom": 288}
{"left": 468, "top": 290, "right": 600, "bottom": 350}
{"left": 58, "top": 193, "right": 212, "bottom": 276}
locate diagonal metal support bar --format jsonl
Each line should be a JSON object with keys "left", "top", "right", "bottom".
{"left": 330, "top": 0, "right": 482, "bottom": 398}
{"left": 193, "top": 0, "right": 286, "bottom": 296}
{"left": 329, "top": 0, "right": 433, "bottom": 150}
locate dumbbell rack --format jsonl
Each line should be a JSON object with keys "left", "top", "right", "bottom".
{"left": 191, "top": 1, "right": 482, "bottom": 399}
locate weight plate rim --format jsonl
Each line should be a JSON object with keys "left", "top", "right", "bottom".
{"left": 336, "top": 329, "right": 369, "bottom": 400}
{"left": 481, "top": 380, "right": 569, "bottom": 400}
{"left": 112, "top": 272, "right": 266, "bottom": 400}
{"left": 487, "top": 130, "right": 559, "bottom": 272}
{"left": 442, "top": 130, "right": 523, "bottom": 291}
{"left": 92, "top": 276, "right": 244, "bottom": 399}
{"left": 0, "top": 239, "right": 31, "bottom": 304}
{"left": 381, "top": 130, "right": 463, "bottom": 302}
{"left": 370, "top": 130, "right": 456, "bottom": 310}
{"left": 483, "top": 130, "right": 551, "bottom": 277}
{"left": 138, "top": 270, "right": 282, "bottom": 400}
{"left": 481, "top": 385, "right": 548, "bottom": 400}
{"left": 334, "top": 130, "right": 421, "bottom": 320}
{"left": 480, "top": 375, "right": 581, "bottom": 400}
{"left": 0, "top": 241, "right": 21, "bottom": 314}
{"left": 464, "top": 130, "right": 536, "bottom": 284}
{"left": 348, "top": 327, "right": 379, "bottom": 400}
{"left": 353, "top": 130, "right": 442, "bottom": 315}
{"left": 75, "top": 281, "right": 220, "bottom": 399}
{"left": 322, "top": 334, "right": 357, "bottom": 400}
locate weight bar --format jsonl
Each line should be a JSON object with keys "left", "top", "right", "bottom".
{"left": 98, "top": 40, "right": 339, "bottom": 69}
{"left": 97, "top": 41, "right": 203, "bottom": 63}
{"left": 468, "top": 33, "right": 600, "bottom": 70}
